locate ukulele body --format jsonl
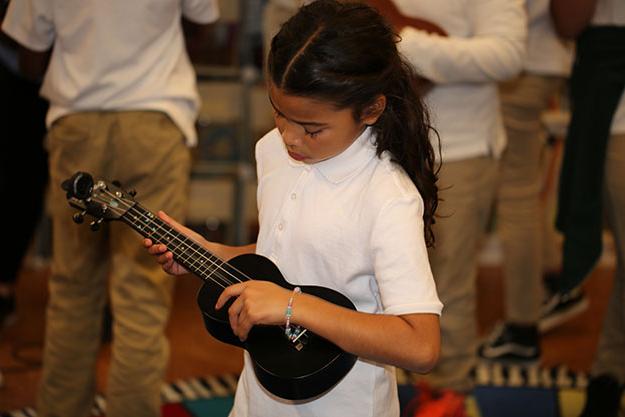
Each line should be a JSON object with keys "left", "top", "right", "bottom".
{"left": 196, "top": 253, "right": 358, "bottom": 400}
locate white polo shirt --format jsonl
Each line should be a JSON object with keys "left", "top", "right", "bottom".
{"left": 1, "top": 0, "right": 219, "bottom": 145}
{"left": 395, "top": 0, "right": 527, "bottom": 162}
{"left": 525, "top": 0, "right": 573, "bottom": 76}
{"left": 230, "top": 127, "right": 443, "bottom": 417}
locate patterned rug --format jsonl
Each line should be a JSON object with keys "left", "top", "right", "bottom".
{"left": 1, "top": 363, "right": 614, "bottom": 417}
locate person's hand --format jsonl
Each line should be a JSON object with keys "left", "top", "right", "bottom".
{"left": 143, "top": 211, "right": 205, "bottom": 276}
{"left": 364, "top": 0, "right": 447, "bottom": 36}
{"left": 215, "top": 281, "right": 295, "bottom": 341}
{"left": 364, "top": 0, "right": 444, "bottom": 94}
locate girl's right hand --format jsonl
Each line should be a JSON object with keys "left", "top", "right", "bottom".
{"left": 143, "top": 210, "right": 203, "bottom": 276}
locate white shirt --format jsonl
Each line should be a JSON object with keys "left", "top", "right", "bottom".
{"left": 230, "top": 128, "right": 442, "bottom": 417}
{"left": 525, "top": 0, "right": 573, "bottom": 75}
{"left": 396, "top": 0, "right": 527, "bottom": 162}
{"left": 592, "top": 0, "right": 625, "bottom": 134}
{"left": 1, "top": 0, "right": 219, "bottom": 145}
{"left": 592, "top": 0, "right": 625, "bottom": 25}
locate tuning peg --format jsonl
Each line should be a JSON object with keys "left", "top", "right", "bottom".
{"left": 72, "top": 210, "right": 87, "bottom": 224}
{"left": 90, "top": 218, "right": 104, "bottom": 231}
{"left": 62, "top": 172, "right": 94, "bottom": 200}
{"left": 61, "top": 178, "right": 71, "bottom": 192}
{"left": 112, "top": 180, "right": 122, "bottom": 188}
{"left": 128, "top": 189, "right": 137, "bottom": 197}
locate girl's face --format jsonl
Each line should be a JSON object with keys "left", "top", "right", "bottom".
{"left": 268, "top": 82, "right": 384, "bottom": 164}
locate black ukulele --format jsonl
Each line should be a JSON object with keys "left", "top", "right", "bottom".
{"left": 62, "top": 172, "right": 357, "bottom": 400}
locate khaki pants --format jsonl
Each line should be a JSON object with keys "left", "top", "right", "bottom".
{"left": 425, "top": 156, "right": 498, "bottom": 391}
{"left": 38, "top": 111, "right": 191, "bottom": 417}
{"left": 498, "top": 74, "right": 565, "bottom": 324}
{"left": 593, "top": 133, "right": 625, "bottom": 383}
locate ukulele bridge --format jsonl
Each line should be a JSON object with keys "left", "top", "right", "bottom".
{"left": 288, "top": 326, "right": 309, "bottom": 351}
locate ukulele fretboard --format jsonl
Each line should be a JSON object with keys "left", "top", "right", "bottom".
{"left": 120, "top": 204, "right": 246, "bottom": 289}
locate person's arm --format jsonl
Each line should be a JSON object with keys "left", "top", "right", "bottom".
{"left": 18, "top": 46, "right": 50, "bottom": 81}
{"left": 365, "top": 0, "right": 447, "bottom": 36}
{"left": 182, "top": 18, "right": 215, "bottom": 62}
{"left": 397, "top": 0, "right": 527, "bottom": 84}
{"left": 550, "top": 0, "right": 598, "bottom": 39}
{"left": 216, "top": 281, "right": 440, "bottom": 373}
{"left": 180, "top": 0, "right": 220, "bottom": 62}
{"left": 291, "top": 294, "right": 440, "bottom": 373}
{"left": 1, "top": 0, "right": 54, "bottom": 79}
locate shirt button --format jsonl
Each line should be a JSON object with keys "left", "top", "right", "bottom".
{"left": 290, "top": 193, "right": 297, "bottom": 200}
{"left": 278, "top": 223, "right": 284, "bottom": 231}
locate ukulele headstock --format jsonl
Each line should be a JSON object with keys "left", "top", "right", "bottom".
{"left": 62, "top": 171, "right": 137, "bottom": 231}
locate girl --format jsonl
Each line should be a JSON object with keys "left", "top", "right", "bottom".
{"left": 145, "top": 1, "right": 442, "bottom": 415}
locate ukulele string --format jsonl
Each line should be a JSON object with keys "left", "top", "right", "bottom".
{"left": 126, "top": 205, "right": 245, "bottom": 288}
{"left": 123, "top": 204, "right": 298, "bottom": 333}
{"left": 99, "top": 189, "right": 247, "bottom": 288}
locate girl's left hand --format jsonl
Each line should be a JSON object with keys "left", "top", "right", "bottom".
{"left": 215, "top": 281, "right": 293, "bottom": 341}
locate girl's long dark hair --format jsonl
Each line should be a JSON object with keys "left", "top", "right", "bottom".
{"left": 267, "top": 0, "right": 439, "bottom": 246}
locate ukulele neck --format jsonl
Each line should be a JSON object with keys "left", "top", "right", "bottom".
{"left": 120, "top": 204, "right": 235, "bottom": 285}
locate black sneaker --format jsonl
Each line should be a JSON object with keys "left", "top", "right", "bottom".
{"left": 478, "top": 322, "right": 540, "bottom": 363}
{"left": 539, "top": 287, "right": 589, "bottom": 333}
{"left": 0, "top": 293, "right": 17, "bottom": 329}
{"left": 579, "top": 374, "right": 624, "bottom": 417}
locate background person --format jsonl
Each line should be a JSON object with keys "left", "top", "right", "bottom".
{"left": 550, "top": 0, "right": 625, "bottom": 415}
{"left": 2, "top": 1, "right": 219, "bottom": 416}
{"left": 478, "top": 0, "right": 574, "bottom": 363}
{"left": 392, "top": 0, "right": 527, "bottom": 393}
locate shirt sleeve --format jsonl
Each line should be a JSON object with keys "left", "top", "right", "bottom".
{"left": 397, "top": 0, "right": 527, "bottom": 84}
{"left": 370, "top": 194, "right": 443, "bottom": 316}
{"left": 182, "top": 0, "right": 220, "bottom": 24}
{"left": 1, "top": 0, "right": 54, "bottom": 52}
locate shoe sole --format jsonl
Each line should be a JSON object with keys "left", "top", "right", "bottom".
{"left": 539, "top": 297, "right": 589, "bottom": 333}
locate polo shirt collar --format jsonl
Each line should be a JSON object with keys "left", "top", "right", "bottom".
{"left": 300, "top": 127, "right": 377, "bottom": 184}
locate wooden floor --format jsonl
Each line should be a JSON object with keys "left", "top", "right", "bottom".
{"left": 0, "top": 257, "right": 614, "bottom": 412}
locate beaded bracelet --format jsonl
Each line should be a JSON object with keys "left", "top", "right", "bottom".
{"left": 284, "top": 286, "right": 301, "bottom": 340}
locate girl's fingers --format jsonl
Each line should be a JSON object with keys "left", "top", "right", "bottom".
{"left": 215, "top": 282, "right": 246, "bottom": 310}
{"left": 144, "top": 240, "right": 170, "bottom": 256}
{"left": 163, "top": 258, "right": 173, "bottom": 270}
{"left": 237, "top": 310, "right": 252, "bottom": 341}
{"left": 227, "top": 295, "right": 245, "bottom": 336}
{"left": 228, "top": 297, "right": 254, "bottom": 341}
{"left": 144, "top": 228, "right": 188, "bottom": 275}
{"left": 155, "top": 251, "right": 169, "bottom": 264}
{"left": 148, "top": 244, "right": 169, "bottom": 256}
{"left": 216, "top": 283, "right": 251, "bottom": 340}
